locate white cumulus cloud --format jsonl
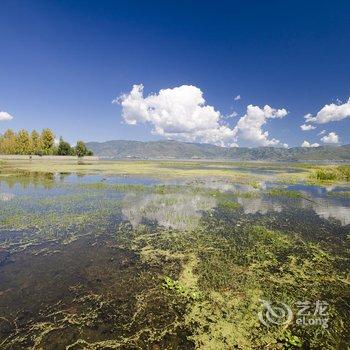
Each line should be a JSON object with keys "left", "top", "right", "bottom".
{"left": 116, "top": 84, "right": 289, "bottom": 148}
{"left": 318, "top": 129, "right": 326, "bottom": 136}
{"left": 305, "top": 98, "right": 350, "bottom": 124}
{"left": 115, "top": 84, "right": 235, "bottom": 146}
{"left": 234, "top": 94, "right": 241, "bottom": 101}
{"left": 0, "top": 111, "right": 14, "bottom": 121}
{"left": 232, "top": 104, "right": 288, "bottom": 147}
{"left": 300, "top": 124, "right": 316, "bottom": 131}
{"left": 301, "top": 140, "right": 320, "bottom": 148}
{"left": 321, "top": 132, "right": 340, "bottom": 144}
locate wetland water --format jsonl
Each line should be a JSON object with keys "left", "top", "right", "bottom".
{"left": 0, "top": 167, "right": 349, "bottom": 349}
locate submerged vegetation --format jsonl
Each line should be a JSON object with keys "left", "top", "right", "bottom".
{"left": 0, "top": 160, "right": 349, "bottom": 349}
{"left": 114, "top": 216, "right": 349, "bottom": 349}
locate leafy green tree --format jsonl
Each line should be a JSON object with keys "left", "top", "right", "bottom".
{"left": 57, "top": 137, "right": 72, "bottom": 155}
{"left": 0, "top": 129, "right": 17, "bottom": 154}
{"left": 15, "top": 129, "right": 31, "bottom": 154}
{"left": 30, "top": 130, "right": 42, "bottom": 155}
{"left": 0, "top": 128, "right": 92, "bottom": 157}
{"left": 75, "top": 140, "right": 88, "bottom": 157}
{"left": 40, "top": 128, "right": 55, "bottom": 155}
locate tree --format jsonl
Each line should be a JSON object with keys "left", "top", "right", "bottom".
{"left": 15, "top": 129, "right": 31, "bottom": 154}
{"left": 30, "top": 130, "right": 42, "bottom": 155}
{"left": 75, "top": 140, "right": 88, "bottom": 157}
{"left": 0, "top": 128, "right": 92, "bottom": 156}
{"left": 40, "top": 129, "right": 55, "bottom": 155}
{"left": 0, "top": 129, "right": 17, "bottom": 154}
{"left": 57, "top": 137, "right": 72, "bottom": 155}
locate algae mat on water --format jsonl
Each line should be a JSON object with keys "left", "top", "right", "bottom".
{"left": 0, "top": 163, "right": 349, "bottom": 349}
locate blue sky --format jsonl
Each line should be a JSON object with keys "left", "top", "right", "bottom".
{"left": 0, "top": 0, "right": 349, "bottom": 147}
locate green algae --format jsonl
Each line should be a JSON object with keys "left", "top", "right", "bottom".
{"left": 0, "top": 163, "right": 349, "bottom": 349}
{"left": 0, "top": 190, "right": 123, "bottom": 253}
{"left": 113, "top": 216, "right": 349, "bottom": 349}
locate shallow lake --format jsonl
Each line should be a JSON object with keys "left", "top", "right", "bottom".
{"left": 0, "top": 170, "right": 349, "bottom": 349}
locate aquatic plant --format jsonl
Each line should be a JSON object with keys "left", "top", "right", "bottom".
{"left": 282, "top": 331, "right": 303, "bottom": 348}
{"left": 218, "top": 200, "right": 241, "bottom": 210}
{"left": 163, "top": 276, "right": 201, "bottom": 301}
{"left": 310, "top": 165, "right": 350, "bottom": 182}
{"left": 267, "top": 188, "right": 303, "bottom": 198}
{"left": 0, "top": 161, "right": 349, "bottom": 349}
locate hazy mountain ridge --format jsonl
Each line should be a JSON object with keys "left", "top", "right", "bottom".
{"left": 86, "top": 140, "right": 350, "bottom": 161}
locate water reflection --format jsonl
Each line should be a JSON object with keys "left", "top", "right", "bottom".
{"left": 0, "top": 193, "right": 15, "bottom": 202}
{"left": 234, "top": 188, "right": 350, "bottom": 226}
{"left": 305, "top": 199, "right": 350, "bottom": 226}
{"left": 237, "top": 196, "right": 283, "bottom": 214}
{"left": 122, "top": 192, "right": 216, "bottom": 230}
{"left": 0, "top": 172, "right": 160, "bottom": 188}
{"left": 1, "top": 173, "right": 349, "bottom": 230}
{"left": 0, "top": 172, "right": 55, "bottom": 189}
{"left": 186, "top": 178, "right": 260, "bottom": 193}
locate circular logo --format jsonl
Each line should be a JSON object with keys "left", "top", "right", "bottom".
{"left": 258, "top": 299, "right": 293, "bottom": 327}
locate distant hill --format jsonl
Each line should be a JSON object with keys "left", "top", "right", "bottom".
{"left": 86, "top": 140, "right": 350, "bottom": 162}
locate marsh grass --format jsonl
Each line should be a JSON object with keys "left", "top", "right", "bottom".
{"left": 267, "top": 188, "right": 303, "bottom": 198}
{"left": 310, "top": 165, "right": 350, "bottom": 182}
{"left": 6, "top": 158, "right": 347, "bottom": 184}
{"left": 218, "top": 200, "right": 241, "bottom": 210}
{"left": 0, "top": 159, "right": 255, "bottom": 180}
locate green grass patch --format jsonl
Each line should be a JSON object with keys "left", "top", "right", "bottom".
{"left": 310, "top": 165, "right": 350, "bottom": 182}
{"left": 267, "top": 188, "right": 303, "bottom": 198}
{"left": 218, "top": 200, "right": 241, "bottom": 210}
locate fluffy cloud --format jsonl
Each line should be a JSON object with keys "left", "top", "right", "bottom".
{"left": 116, "top": 84, "right": 288, "bottom": 147}
{"left": 321, "top": 132, "right": 340, "bottom": 144}
{"left": 305, "top": 98, "right": 350, "bottom": 124}
{"left": 318, "top": 129, "right": 326, "bottom": 136}
{"left": 300, "top": 124, "right": 316, "bottom": 131}
{"left": 232, "top": 104, "right": 288, "bottom": 147}
{"left": 116, "top": 84, "right": 235, "bottom": 146}
{"left": 234, "top": 95, "right": 241, "bottom": 101}
{"left": 0, "top": 111, "right": 14, "bottom": 121}
{"left": 301, "top": 140, "right": 320, "bottom": 148}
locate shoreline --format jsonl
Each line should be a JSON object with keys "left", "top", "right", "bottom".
{"left": 0, "top": 155, "right": 99, "bottom": 161}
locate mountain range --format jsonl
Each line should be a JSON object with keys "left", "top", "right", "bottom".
{"left": 86, "top": 140, "right": 350, "bottom": 162}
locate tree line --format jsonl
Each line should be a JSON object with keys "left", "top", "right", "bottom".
{"left": 0, "top": 128, "right": 93, "bottom": 157}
